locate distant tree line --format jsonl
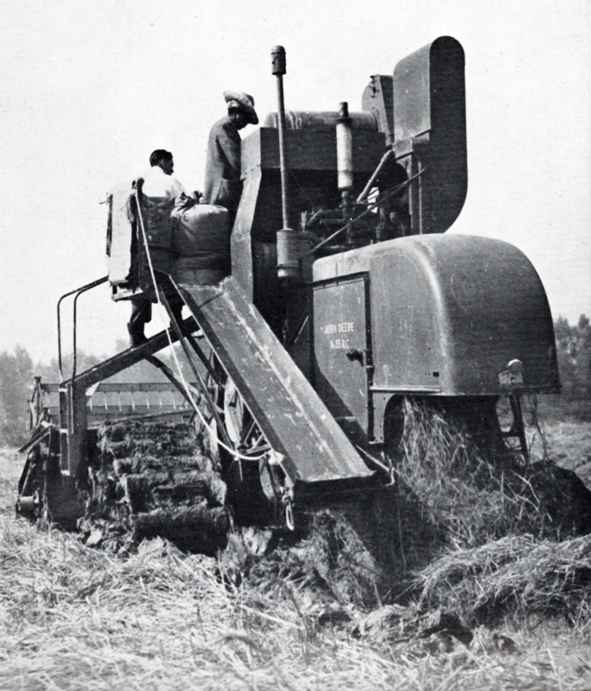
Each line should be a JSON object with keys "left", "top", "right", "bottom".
{"left": 0, "top": 342, "right": 187, "bottom": 447}
{"left": 0, "top": 315, "right": 589, "bottom": 446}
{"left": 0, "top": 347, "right": 104, "bottom": 446}
{"left": 554, "top": 314, "right": 591, "bottom": 400}
{"left": 0, "top": 346, "right": 35, "bottom": 447}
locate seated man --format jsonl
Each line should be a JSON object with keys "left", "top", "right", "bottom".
{"left": 127, "top": 149, "right": 186, "bottom": 346}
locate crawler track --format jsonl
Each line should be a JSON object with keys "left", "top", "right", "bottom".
{"left": 18, "top": 417, "right": 230, "bottom": 555}
{"left": 79, "top": 417, "right": 231, "bottom": 553}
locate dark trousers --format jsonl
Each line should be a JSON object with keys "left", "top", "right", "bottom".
{"left": 127, "top": 294, "right": 183, "bottom": 343}
{"left": 128, "top": 297, "right": 151, "bottom": 340}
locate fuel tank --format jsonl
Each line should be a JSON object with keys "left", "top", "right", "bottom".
{"left": 312, "top": 234, "right": 559, "bottom": 437}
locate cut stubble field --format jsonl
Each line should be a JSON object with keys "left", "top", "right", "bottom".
{"left": 2, "top": 413, "right": 591, "bottom": 690}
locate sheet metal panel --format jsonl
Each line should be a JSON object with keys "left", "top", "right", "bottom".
{"left": 313, "top": 275, "right": 370, "bottom": 440}
{"left": 313, "top": 234, "right": 559, "bottom": 395}
{"left": 178, "top": 277, "right": 373, "bottom": 484}
{"left": 392, "top": 36, "right": 467, "bottom": 234}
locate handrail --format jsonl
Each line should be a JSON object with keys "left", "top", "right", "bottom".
{"left": 71, "top": 276, "right": 109, "bottom": 380}
{"left": 57, "top": 276, "right": 108, "bottom": 382}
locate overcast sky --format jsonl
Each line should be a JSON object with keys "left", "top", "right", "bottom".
{"left": 1, "top": 0, "right": 589, "bottom": 363}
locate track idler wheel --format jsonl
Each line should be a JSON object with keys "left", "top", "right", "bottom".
{"left": 17, "top": 439, "right": 84, "bottom": 529}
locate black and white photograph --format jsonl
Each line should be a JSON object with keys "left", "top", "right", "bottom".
{"left": 1, "top": 1, "right": 590, "bottom": 688}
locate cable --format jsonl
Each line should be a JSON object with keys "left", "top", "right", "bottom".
{"left": 133, "top": 190, "right": 269, "bottom": 462}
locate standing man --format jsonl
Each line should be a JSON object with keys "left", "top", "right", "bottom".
{"left": 202, "top": 91, "right": 258, "bottom": 218}
{"left": 127, "top": 149, "right": 185, "bottom": 347}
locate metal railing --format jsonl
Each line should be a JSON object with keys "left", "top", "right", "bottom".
{"left": 56, "top": 276, "right": 108, "bottom": 382}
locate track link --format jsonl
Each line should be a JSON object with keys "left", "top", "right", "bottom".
{"left": 79, "top": 417, "right": 230, "bottom": 554}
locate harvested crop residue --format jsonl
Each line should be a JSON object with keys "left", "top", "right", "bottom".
{"left": 4, "top": 405, "right": 591, "bottom": 689}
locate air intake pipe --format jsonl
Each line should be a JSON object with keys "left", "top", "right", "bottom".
{"left": 272, "top": 45, "right": 301, "bottom": 281}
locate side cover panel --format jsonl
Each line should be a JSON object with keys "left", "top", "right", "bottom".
{"left": 313, "top": 275, "right": 370, "bottom": 441}
{"left": 313, "top": 235, "right": 560, "bottom": 397}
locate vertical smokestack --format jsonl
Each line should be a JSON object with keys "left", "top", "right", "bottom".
{"left": 272, "top": 45, "right": 300, "bottom": 281}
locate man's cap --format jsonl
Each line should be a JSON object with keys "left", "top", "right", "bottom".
{"left": 223, "top": 90, "right": 259, "bottom": 125}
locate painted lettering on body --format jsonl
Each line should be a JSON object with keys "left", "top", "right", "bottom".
{"left": 320, "top": 321, "right": 356, "bottom": 350}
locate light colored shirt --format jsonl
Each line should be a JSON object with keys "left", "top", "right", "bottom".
{"left": 141, "top": 166, "right": 185, "bottom": 199}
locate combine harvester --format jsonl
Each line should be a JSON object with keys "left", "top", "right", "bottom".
{"left": 16, "top": 37, "right": 559, "bottom": 552}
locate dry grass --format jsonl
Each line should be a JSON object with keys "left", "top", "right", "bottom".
{"left": 416, "top": 534, "right": 591, "bottom": 626}
{"left": 539, "top": 420, "right": 591, "bottom": 490}
{"left": 394, "top": 401, "right": 591, "bottom": 572}
{"left": 2, "top": 405, "right": 591, "bottom": 690}
{"left": 391, "top": 400, "right": 591, "bottom": 631}
{"left": 3, "top": 449, "right": 405, "bottom": 690}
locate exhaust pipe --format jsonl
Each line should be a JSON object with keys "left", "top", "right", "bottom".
{"left": 336, "top": 101, "right": 353, "bottom": 211}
